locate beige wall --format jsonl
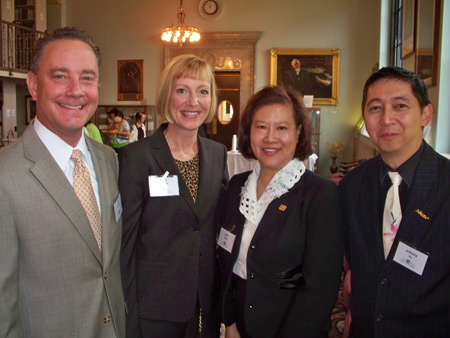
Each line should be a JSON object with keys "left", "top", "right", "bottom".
{"left": 64, "top": 0, "right": 381, "bottom": 174}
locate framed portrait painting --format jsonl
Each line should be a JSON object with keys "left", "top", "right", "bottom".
{"left": 118, "top": 59, "right": 144, "bottom": 101}
{"left": 270, "top": 48, "right": 340, "bottom": 105}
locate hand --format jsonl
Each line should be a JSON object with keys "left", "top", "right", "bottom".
{"left": 316, "top": 76, "right": 331, "bottom": 86}
{"left": 225, "top": 323, "right": 241, "bottom": 338}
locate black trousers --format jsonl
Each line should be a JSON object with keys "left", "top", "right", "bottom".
{"left": 139, "top": 302, "right": 220, "bottom": 338}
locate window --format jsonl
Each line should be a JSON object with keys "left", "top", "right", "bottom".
{"left": 391, "top": 0, "right": 403, "bottom": 67}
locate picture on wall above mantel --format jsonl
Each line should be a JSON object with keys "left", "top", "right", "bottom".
{"left": 118, "top": 59, "right": 144, "bottom": 101}
{"left": 270, "top": 48, "right": 340, "bottom": 105}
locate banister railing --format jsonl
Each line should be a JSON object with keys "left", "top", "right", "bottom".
{"left": 0, "top": 20, "right": 46, "bottom": 73}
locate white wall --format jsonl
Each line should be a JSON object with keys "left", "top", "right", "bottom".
{"left": 64, "top": 0, "right": 381, "bottom": 174}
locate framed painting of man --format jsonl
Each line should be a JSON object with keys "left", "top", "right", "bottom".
{"left": 270, "top": 48, "right": 340, "bottom": 105}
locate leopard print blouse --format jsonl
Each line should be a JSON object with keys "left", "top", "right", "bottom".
{"left": 174, "top": 154, "right": 199, "bottom": 202}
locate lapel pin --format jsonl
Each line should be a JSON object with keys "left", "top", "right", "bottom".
{"left": 229, "top": 224, "right": 236, "bottom": 233}
{"left": 415, "top": 209, "right": 430, "bottom": 220}
{"left": 279, "top": 204, "right": 287, "bottom": 211}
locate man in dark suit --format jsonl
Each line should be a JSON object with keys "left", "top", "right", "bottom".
{"left": 340, "top": 67, "right": 450, "bottom": 337}
{"left": 0, "top": 28, "right": 125, "bottom": 337}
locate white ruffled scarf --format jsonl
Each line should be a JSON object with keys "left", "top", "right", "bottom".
{"left": 239, "top": 158, "right": 306, "bottom": 225}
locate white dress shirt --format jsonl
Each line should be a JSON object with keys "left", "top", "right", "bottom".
{"left": 33, "top": 118, "right": 102, "bottom": 214}
{"left": 232, "top": 159, "right": 305, "bottom": 279}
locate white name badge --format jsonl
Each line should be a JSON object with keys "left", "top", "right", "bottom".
{"left": 217, "top": 227, "right": 236, "bottom": 253}
{"left": 148, "top": 172, "right": 179, "bottom": 197}
{"left": 114, "top": 194, "right": 122, "bottom": 223}
{"left": 393, "top": 241, "right": 429, "bottom": 276}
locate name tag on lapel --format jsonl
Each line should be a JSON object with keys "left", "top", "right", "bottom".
{"left": 148, "top": 172, "right": 179, "bottom": 197}
{"left": 393, "top": 241, "right": 429, "bottom": 276}
{"left": 217, "top": 227, "right": 236, "bottom": 253}
{"left": 114, "top": 194, "right": 122, "bottom": 223}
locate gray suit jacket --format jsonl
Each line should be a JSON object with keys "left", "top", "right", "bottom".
{"left": 0, "top": 124, "right": 126, "bottom": 338}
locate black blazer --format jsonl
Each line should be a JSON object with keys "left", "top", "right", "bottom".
{"left": 119, "top": 124, "right": 228, "bottom": 337}
{"left": 218, "top": 169, "right": 344, "bottom": 338}
{"left": 340, "top": 142, "right": 450, "bottom": 337}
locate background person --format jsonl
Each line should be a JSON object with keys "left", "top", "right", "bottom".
{"left": 119, "top": 54, "right": 228, "bottom": 338}
{"left": 218, "top": 86, "right": 343, "bottom": 338}
{"left": 0, "top": 27, "right": 125, "bottom": 338}
{"left": 129, "top": 111, "right": 147, "bottom": 142}
{"left": 84, "top": 118, "right": 103, "bottom": 143}
{"left": 107, "top": 108, "right": 130, "bottom": 152}
{"left": 340, "top": 67, "right": 450, "bottom": 337}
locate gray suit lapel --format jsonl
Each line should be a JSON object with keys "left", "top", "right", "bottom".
{"left": 24, "top": 127, "right": 102, "bottom": 263}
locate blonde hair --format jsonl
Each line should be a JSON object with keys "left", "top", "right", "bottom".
{"left": 156, "top": 54, "right": 218, "bottom": 124}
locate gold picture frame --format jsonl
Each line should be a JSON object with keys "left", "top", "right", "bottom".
{"left": 118, "top": 59, "right": 144, "bottom": 101}
{"left": 270, "top": 48, "right": 340, "bottom": 105}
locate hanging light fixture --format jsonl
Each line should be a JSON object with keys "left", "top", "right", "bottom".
{"left": 161, "top": 0, "right": 201, "bottom": 46}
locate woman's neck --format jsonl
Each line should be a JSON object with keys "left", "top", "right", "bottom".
{"left": 256, "top": 169, "right": 276, "bottom": 200}
{"left": 164, "top": 124, "right": 198, "bottom": 161}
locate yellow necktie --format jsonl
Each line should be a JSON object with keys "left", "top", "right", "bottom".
{"left": 382, "top": 171, "right": 402, "bottom": 258}
{"left": 71, "top": 149, "right": 102, "bottom": 251}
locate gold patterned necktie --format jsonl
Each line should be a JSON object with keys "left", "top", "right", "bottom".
{"left": 382, "top": 171, "right": 402, "bottom": 258}
{"left": 71, "top": 149, "right": 102, "bottom": 251}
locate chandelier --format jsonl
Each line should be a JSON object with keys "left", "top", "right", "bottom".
{"left": 161, "top": 0, "right": 201, "bottom": 46}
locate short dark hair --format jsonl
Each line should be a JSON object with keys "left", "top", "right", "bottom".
{"left": 238, "top": 86, "right": 313, "bottom": 161}
{"left": 30, "top": 27, "right": 101, "bottom": 75}
{"left": 109, "top": 108, "right": 123, "bottom": 119}
{"left": 135, "top": 111, "right": 144, "bottom": 121}
{"left": 362, "top": 66, "right": 431, "bottom": 113}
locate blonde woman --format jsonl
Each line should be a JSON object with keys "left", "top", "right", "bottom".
{"left": 119, "top": 55, "right": 228, "bottom": 338}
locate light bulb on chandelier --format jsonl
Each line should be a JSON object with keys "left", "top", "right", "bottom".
{"left": 162, "top": 0, "right": 201, "bottom": 46}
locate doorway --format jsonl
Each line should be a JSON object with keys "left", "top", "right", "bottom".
{"left": 209, "top": 71, "right": 240, "bottom": 150}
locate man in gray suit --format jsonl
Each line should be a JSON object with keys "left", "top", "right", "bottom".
{"left": 0, "top": 27, "right": 125, "bottom": 337}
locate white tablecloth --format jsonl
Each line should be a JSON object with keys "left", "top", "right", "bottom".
{"left": 227, "top": 151, "right": 318, "bottom": 178}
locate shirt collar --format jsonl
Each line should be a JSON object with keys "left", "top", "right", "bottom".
{"left": 240, "top": 158, "right": 305, "bottom": 225}
{"left": 33, "top": 117, "right": 89, "bottom": 169}
{"left": 379, "top": 141, "right": 424, "bottom": 187}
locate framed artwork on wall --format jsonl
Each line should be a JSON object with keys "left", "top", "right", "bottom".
{"left": 118, "top": 59, "right": 144, "bottom": 101}
{"left": 270, "top": 48, "right": 340, "bottom": 105}
{"left": 26, "top": 95, "right": 36, "bottom": 124}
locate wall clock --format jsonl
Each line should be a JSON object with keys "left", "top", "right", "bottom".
{"left": 199, "top": 0, "right": 223, "bottom": 20}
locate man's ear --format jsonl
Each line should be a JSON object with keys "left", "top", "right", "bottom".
{"left": 26, "top": 72, "right": 38, "bottom": 101}
{"left": 421, "top": 104, "right": 433, "bottom": 127}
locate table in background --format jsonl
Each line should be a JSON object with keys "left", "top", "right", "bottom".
{"left": 227, "top": 151, "right": 318, "bottom": 178}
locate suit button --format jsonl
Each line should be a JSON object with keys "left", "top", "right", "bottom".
{"left": 380, "top": 278, "right": 387, "bottom": 285}
{"left": 250, "top": 273, "right": 255, "bottom": 279}
{"left": 104, "top": 273, "right": 108, "bottom": 280}
{"left": 376, "top": 315, "right": 383, "bottom": 322}
{"left": 251, "top": 245, "right": 255, "bottom": 249}
{"left": 103, "top": 315, "right": 111, "bottom": 323}
{"left": 248, "top": 304, "right": 253, "bottom": 309}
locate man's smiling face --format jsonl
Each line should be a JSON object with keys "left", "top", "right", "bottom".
{"left": 27, "top": 39, "right": 99, "bottom": 146}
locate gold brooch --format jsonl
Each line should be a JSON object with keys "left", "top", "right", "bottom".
{"left": 415, "top": 209, "right": 430, "bottom": 220}
{"left": 279, "top": 204, "right": 287, "bottom": 211}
